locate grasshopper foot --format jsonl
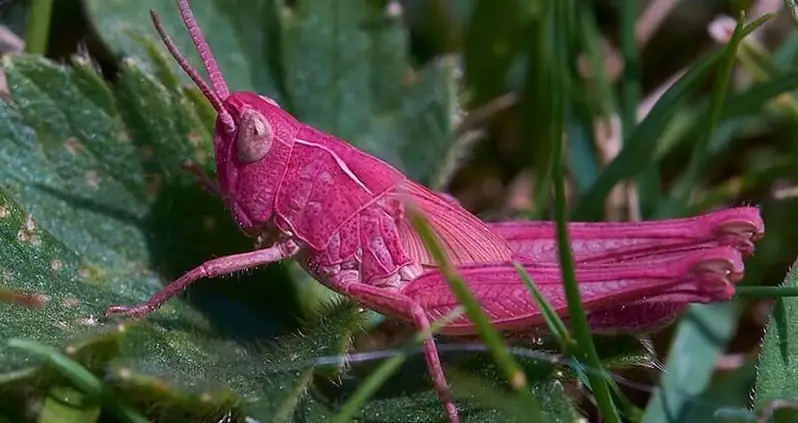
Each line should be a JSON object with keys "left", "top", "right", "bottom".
{"left": 104, "top": 303, "right": 158, "bottom": 319}
{"left": 713, "top": 208, "right": 765, "bottom": 255}
{"left": 683, "top": 246, "right": 745, "bottom": 301}
{"left": 718, "top": 223, "right": 761, "bottom": 255}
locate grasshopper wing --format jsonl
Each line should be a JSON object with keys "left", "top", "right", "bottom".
{"left": 489, "top": 206, "right": 764, "bottom": 264}
{"left": 394, "top": 181, "right": 514, "bottom": 266}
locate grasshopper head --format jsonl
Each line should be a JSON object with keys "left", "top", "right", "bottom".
{"left": 214, "top": 92, "right": 300, "bottom": 235}
{"left": 151, "top": 1, "right": 299, "bottom": 236}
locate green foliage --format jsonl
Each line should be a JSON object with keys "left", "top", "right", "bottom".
{"left": 0, "top": 1, "right": 638, "bottom": 422}
{"left": 755, "top": 258, "right": 798, "bottom": 408}
{"left": 0, "top": 50, "right": 369, "bottom": 421}
{"left": 4, "top": 0, "right": 798, "bottom": 422}
{"left": 85, "top": 0, "right": 285, "bottom": 102}
{"left": 85, "top": 0, "right": 456, "bottom": 185}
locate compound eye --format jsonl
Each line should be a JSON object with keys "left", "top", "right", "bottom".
{"left": 236, "top": 109, "right": 273, "bottom": 163}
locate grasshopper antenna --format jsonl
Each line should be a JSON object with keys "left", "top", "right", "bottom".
{"left": 175, "top": 0, "right": 230, "bottom": 99}
{"left": 177, "top": 0, "right": 281, "bottom": 109}
{"left": 149, "top": 2, "right": 236, "bottom": 133}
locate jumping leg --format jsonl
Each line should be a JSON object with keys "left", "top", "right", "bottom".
{"left": 345, "top": 283, "right": 459, "bottom": 423}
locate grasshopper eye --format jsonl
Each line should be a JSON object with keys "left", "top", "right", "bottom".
{"left": 237, "top": 109, "right": 273, "bottom": 163}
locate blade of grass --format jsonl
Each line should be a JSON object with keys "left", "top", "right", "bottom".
{"left": 37, "top": 386, "right": 101, "bottom": 423}
{"left": 572, "top": 50, "right": 719, "bottom": 221}
{"left": 736, "top": 286, "right": 798, "bottom": 298}
{"left": 733, "top": 26, "right": 798, "bottom": 120}
{"left": 332, "top": 307, "right": 466, "bottom": 423}
{"left": 548, "top": 1, "right": 620, "bottom": 422}
{"left": 551, "top": 95, "right": 624, "bottom": 423}
{"left": 25, "top": 0, "right": 54, "bottom": 55}
{"left": 577, "top": 5, "right": 618, "bottom": 117}
{"left": 514, "top": 262, "right": 641, "bottom": 421}
{"left": 572, "top": 17, "right": 773, "bottom": 221}
{"left": 408, "top": 210, "right": 544, "bottom": 421}
{"left": 513, "top": 262, "right": 572, "bottom": 349}
{"left": 653, "top": 71, "right": 798, "bottom": 177}
{"left": 642, "top": 66, "right": 798, "bottom": 168}
{"left": 618, "top": 0, "right": 640, "bottom": 140}
{"left": 722, "top": 70, "right": 798, "bottom": 118}
{"left": 655, "top": 12, "right": 770, "bottom": 218}
{"left": 7, "top": 339, "right": 149, "bottom": 423}
{"left": 520, "top": 0, "right": 556, "bottom": 220}
{"left": 566, "top": 6, "right": 618, "bottom": 195}
{"left": 617, "top": 0, "right": 658, "bottom": 215}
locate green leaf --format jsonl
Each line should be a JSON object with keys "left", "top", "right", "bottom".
{"left": 0, "top": 52, "right": 361, "bottom": 421}
{"left": 0, "top": 25, "right": 586, "bottom": 423}
{"left": 676, "top": 359, "right": 756, "bottom": 423}
{"left": 280, "top": 0, "right": 458, "bottom": 184}
{"left": 84, "top": 0, "right": 285, "bottom": 101}
{"left": 8, "top": 338, "right": 148, "bottom": 423}
{"left": 754, "top": 256, "right": 798, "bottom": 408}
{"left": 641, "top": 302, "right": 743, "bottom": 423}
{"left": 85, "top": 0, "right": 458, "bottom": 185}
{"left": 1, "top": 3, "right": 692, "bottom": 421}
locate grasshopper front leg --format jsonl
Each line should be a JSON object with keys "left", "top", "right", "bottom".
{"left": 104, "top": 239, "right": 300, "bottom": 318}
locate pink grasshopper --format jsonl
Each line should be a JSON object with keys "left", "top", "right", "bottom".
{"left": 102, "top": 1, "right": 765, "bottom": 422}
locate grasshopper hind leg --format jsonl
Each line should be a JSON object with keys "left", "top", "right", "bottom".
{"left": 332, "top": 278, "right": 461, "bottom": 423}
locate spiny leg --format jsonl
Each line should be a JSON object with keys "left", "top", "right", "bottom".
{"left": 344, "top": 283, "right": 460, "bottom": 423}
{"left": 411, "top": 303, "right": 459, "bottom": 422}
{"left": 105, "top": 241, "right": 298, "bottom": 318}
